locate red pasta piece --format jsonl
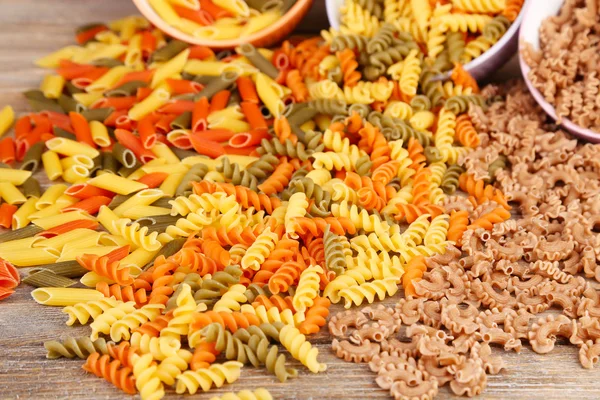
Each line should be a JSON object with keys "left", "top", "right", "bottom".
{"left": 38, "top": 220, "right": 100, "bottom": 238}
{"left": 195, "top": 129, "right": 236, "bottom": 142}
{"left": 173, "top": 4, "right": 214, "bottom": 25}
{"left": 136, "top": 87, "right": 154, "bottom": 102}
{"left": 240, "top": 102, "right": 267, "bottom": 130}
{"left": 0, "top": 259, "right": 20, "bottom": 288}
{"left": 107, "top": 342, "right": 138, "bottom": 369}
{"left": 140, "top": 31, "right": 157, "bottom": 57}
{"left": 190, "top": 311, "right": 261, "bottom": 333}
{"left": 403, "top": 256, "right": 427, "bottom": 297}
{"left": 42, "top": 111, "right": 73, "bottom": 132}
{"left": 0, "top": 287, "right": 15, "bottom": 301}
{"left": 115, "top": 128, "right": 156, "bottom": 163}
{"left": 76, "top": 25, "right": 108, "bottom": 44}
{"left": 77, "top": 253, "right": 134, "bottom": 285}
{"left": 136, "top": 172, "right": 168, "bottom": 188}
{"left": 133, "top": 312, "right": 173, "bottom": 337}
{"left": 61, "top": 196, "right": 112, "bottom": 214}
{"left": 228, "top": 129, "right": 270, "bottom": 148}
{"left": 201, "top": 239, "right": 230, "bottom": 269}
{"left": 137, "top": 114, "right": 158, "bottom": 149}
{"left": 57, "top": 60, "right": 99, "bottom": 80}
{"left": 82, "top": 353, "right": 136, "bottom": 395}
{"left": 298, "top": 297, "right": 330, "bottom": 334}
{"left": 166, "top": 79, "right": 203, "bottom": 95}
{"left": 106, "top": 245, "right": 131, "bottom": 263}
{"left": 159, "top": 100, "right": 194, "bottom": 114}
{"left": 192, "top": 97, "right": 210, "bottom": 133}
{"left": 96, "top": 282, "right": 148, "bottom": 307}
{"left": 210, "top": 90, "right": 231, "bottom": 113}
{"left": 189, "top": 133, "right": 225, "bottom": 158}
{"left": 223, "top": 145, "right": 257, "bottom": 155}
{"left": 68, "top": 112, "right": 95, "bottom": 147}
{"left": 0, "top": 204, "right": 17, "bottom": 229}
{"left": 190, "top": 340, "right": 220, "bottom": 371}
{"left": 188, "top": 45, "right": 215, "bottom": 60}
{"left": 155, "top": 114, "right": 177, "bottom": 134}
{"left": 112, "top": 70, "right": 155, "bottom": 88}
{"left": 0, "top": 137, "right": 15, "bottom": 164}
{"left": 94, "top": 97, "right": 136, "bottom": 112}
{"left": 14, "top": 116, "right": 32, "bottom": 140}
{"left": 236, "top": 77, "right": 259, "bottom": 104}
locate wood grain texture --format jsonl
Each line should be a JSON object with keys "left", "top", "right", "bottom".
{"left": 0, "top": 0, "right": 599, "bottom": 399}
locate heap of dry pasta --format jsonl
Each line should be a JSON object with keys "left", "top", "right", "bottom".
{"left": 330, "top": 81, "right": 600, "bottom": 399}
{"left": 8, "top": 1, "right": 600, "bottom": 400}
{"left": 522, "top": 0, "right": 600, "bottom": 131}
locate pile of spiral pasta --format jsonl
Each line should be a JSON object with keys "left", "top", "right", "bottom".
{"left": 8, "top": 1, "right": 600, "bottom": 399}
{"left": 522, "top": 0, "right": 600, "bottom": 131}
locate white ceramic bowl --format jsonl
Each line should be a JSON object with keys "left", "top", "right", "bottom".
{"left": 518, "top": 0, "right": 599, "bottom": 142}
{"left": 326, "top": 0, "right": 527, "bottom": 81}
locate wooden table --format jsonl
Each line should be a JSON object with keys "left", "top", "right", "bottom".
{"left": 1, "top": 1, "right": 600, "bottom": 399}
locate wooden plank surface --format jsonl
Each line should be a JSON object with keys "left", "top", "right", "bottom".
{"left": 1, "top": 1, "right": 600, "bottom": 399}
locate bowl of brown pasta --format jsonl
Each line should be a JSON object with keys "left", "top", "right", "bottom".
{"left": 325, "top": 0, "right": 527, "bottom": 81}
{"left": 132, "top": 0, "right": 313, "bottom": 49}
{"left": 519, "top": 0, "right": 600, "bottom": 142}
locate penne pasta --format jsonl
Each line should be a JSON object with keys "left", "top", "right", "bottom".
{"left": 0, "top": 168, "right": 32, "bottom": 186}
{"left": 31, "top": 287, "right": 103, "bottom": 306}
{"left": 46, "top": 137, "right": 100, "bottom": 158}
{"left": 151, "top": 48, "right": 190, "bottom": 88}
{"left": 40, "top": 74, "right": 66, "bottom": 99}
{"left": 128, "top": 88, "right": 171, "bottom": 120}
{"left": 87, "top": 173, "right": 148, "bottom": 195}
{"left": 12, "top": 197, "right": 39, "bottom": 230}
{"left": 121, "top": 205, "right": 171, "bottom": 219}
{"left": 32, "top": 210, "right": 95, "bottom": 230}
{"left": 0, "top": 182, "right": 27, "bottom": 205}
{"left": 42, "top": 151, "right": 64, "bottom": 181}
{"left": 112, "top": 188, "right": 165, "bottom": 217}
{"left": 0, "top": 247, "right": 60, "bottom": 267}
{"left": 57, "top": 245, "right": 119, "bottom": 262}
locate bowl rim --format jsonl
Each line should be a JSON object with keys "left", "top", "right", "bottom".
{"left": 324, "top": 0, "right": 527, "bottom": 79}
{"left": 517, "top": 0, "right": 600, "bottom": 141}
{"left": 132, "top": 0, "right": 312, "bottom": 49}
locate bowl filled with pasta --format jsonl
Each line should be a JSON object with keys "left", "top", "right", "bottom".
{"left": 132, "top": 0, "right": 313, "bottom": 49}
{"left": 519, "top": 0, "right": 600, "bottom": 142}
{"left": 325, "top": 0, "right": 527, "bottom": 81}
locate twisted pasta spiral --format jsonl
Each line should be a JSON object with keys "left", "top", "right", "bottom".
{"left": 132, "top": 353, "right": 165, "bottom": 400}
{"left": 156, "top": 349, "right": 193, "bottom": 385}
{"left": 213, "top": 284, "right": 248, "bottom": 313}
{"left": 63, "top": 297, "right": 121, "bottom": 326}
{"left": 210, "top": 388, "right": 273, "bottom": 400}
{"left": 169, "top": 192, "right": 229, "bottom": 217}
{"left": 330, "top": 200, "right": 390, "bottom": 235}
{"left": 338, "top": 276, "right": 400, "bottom": 308}
{"left": 45, "top": 337, "right": 109, "bottom": 359}
{"left": 452, "top": 0, "right": 505, "bottom": 13}
{"left": 258, "top": 138, "right": 313, "bottom": 161}
{"left": 175, "top": 361, "right": 243, "bottom": 394}
{"left": 292, "top": 265, "right": 323, "bottom": 313}
{"left": 439, "top": 14, "right": 493, "bottom": 33}
{"left": 246, "top": 332, "right": 298, "bottom": 382}
{"left": 110, "top": 303, "right": 165, "bottom": 341}
{"left": 83, "top": 352, "right": 136, "bottom": 394}
{"left": 130, "top": 332, "right": 180, "bottom": 361}
{"left": 424, "top": 214, "right": 450, "bottom": 246}
{"left": 279, "top": 324, "right": 327, "bottom": 373}
{"left": 161, "top": 283, "right": 196, "bottom": 339}
{"left": 77, "top": 253, "right": 133, "bottom": 285}
{"left": 242, "top": 227, "right": 279, "bottom": 270}
{"left": 113, "top": 219, "right": 162, "bottom": 251}
{"left": 90, "top": 301, "right": 136, "bottom": 340}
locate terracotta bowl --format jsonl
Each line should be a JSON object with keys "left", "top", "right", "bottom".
{"left": 518, "top": 0, "right": 600, "bottom": 142}
{"left": 326, "top": 0, "right": 527, "bottom": 81}
{"left": 132, "top": 0, "right": 314, "bottom": 49}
